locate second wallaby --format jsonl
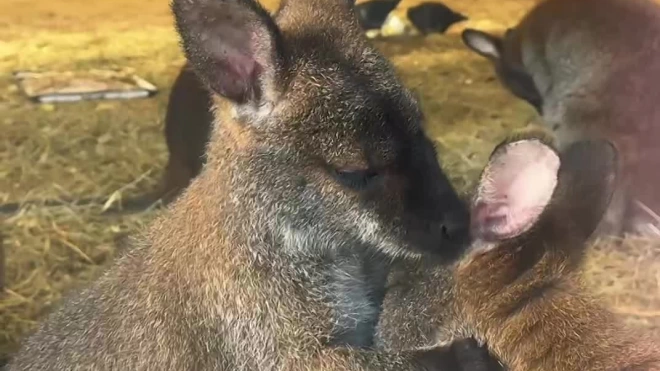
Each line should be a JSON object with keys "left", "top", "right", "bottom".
{"left": 5, "top": 0, "right": 505, "bottom": 369}
{"left": 460, "top": 0, "right": 660, "bottom": 239}
{"left": 378, "top": 134, "right": 660, "bottom": 370}
{"left": 159, "top": 62, "right": 214, "bottom": 203}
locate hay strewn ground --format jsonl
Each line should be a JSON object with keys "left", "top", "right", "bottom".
{"left": 1, "top": 0, "right": 659, "bottom": 360}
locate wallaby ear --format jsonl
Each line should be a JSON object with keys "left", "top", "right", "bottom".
{"left": 471, "top": 138, "right": 560, "bottom": 243}
{"left": 555, "top": 140, "right": 618, "bottom": 240}
{"left": 172, "top": 0, "right": 283, "bottom": 105}
{"left": 461, "top": 29, "right": 503, "bottom": 61}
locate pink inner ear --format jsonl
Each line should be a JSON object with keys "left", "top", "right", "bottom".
{"left": 471, "top": 140, "right": 560, "bottom": 242}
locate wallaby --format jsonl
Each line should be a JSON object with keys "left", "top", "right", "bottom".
{"left": 4, "top": 0, "right": 504, "bottom": 369}
{"left": 159, "top": 62, "right": 214, "bottom": 204}
{"left": 377, "top": 133, "right": 660, "bottom": 370}
{"left": 460, "top": 0, "right": 660, "bottom": 239}
{"left": 0, "top": 64, "right": 213, "bottom": 216}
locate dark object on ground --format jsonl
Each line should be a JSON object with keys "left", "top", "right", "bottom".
{"left": 355, "top": 0, "right": 402, "bottom": 30}
{"left": 407, "top": 2, "right": 467, "bottom": 35}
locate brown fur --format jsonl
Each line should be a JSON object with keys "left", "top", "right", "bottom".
{"left": 4, "top": 0, "right": 504, "bottom": 369}
{"left": 378, "top": 134, "right": 660, "bottom": 371}
{"left": 461, "top": 0, "right": 660, "bottom": 239}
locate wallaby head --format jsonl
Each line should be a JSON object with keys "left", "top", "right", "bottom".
{"left": 461, "top": 0, "right": 660, "bottom": 136}
{"left": 380, "top": 134, "right": 660, "bottom": 370}
{"left": 460, "top": 28, "right": 543, "bottom": 115}
{"left": 459, "top": 0, "right": 631, "bottom": 121}
{"left": 172, "top": 0, "right": 470, "bottom": 258}
{"left": 460, "top": 0, "right": 660, "bottom": 239}
{"left": 376, "top": 134, "right": 617, "bottom": 357}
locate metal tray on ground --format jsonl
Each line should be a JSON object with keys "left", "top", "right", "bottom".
{"left": 13, "top": 68, "right": 158, "bottom": 104}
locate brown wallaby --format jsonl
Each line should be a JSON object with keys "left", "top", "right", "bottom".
{"left": 460, "top": 0, "right": 660, "bottom": 239}
{"left": 4, "top": 0, "right": 505, "bottom": 369}
{"left": 377, "top": 133, "right": 660, "bottom": 370}
{"left": 0, "top": 64, "right": 212, "bottom": 216}
{"left": 159, "top": 62, "right": 214, "bottom": 204}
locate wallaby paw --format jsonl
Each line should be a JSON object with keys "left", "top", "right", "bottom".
{"left": 413, "top": 338, "right": 505, "bottom": 371}
{"left": 450, "top": 337, "right": 506, "bottom": 371}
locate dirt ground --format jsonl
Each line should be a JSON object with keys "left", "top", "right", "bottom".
{"left": 1, "top": 0, "right": 659, "bottom": 361}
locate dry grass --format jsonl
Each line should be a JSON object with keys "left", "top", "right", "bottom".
{"left": 1, "top": 0, "right": 659, "bottom": 361}
{"left": 585, "top": 237, "right": 660, "bottom": 337}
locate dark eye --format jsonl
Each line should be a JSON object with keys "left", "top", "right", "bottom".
{"left": 334, "top": 168, "right": 381, "bottom": 190}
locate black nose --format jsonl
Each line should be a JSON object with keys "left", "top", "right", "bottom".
{"left": 440, "top": 208, "right": 471, "bottom": 244}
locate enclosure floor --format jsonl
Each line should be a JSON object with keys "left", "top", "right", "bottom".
{"left": 1, "top": 0, "right": 659, "bottom": 360}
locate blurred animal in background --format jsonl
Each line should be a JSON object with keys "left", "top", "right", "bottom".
{"left": 4, "top": 0, "right": 504, "bottom": 368}
{"left": 159, "top": 62, "right": 213, "bottom": 203}
{"left": 461, "top": 0, "right": 660, "bottom": 239}
{"left": 407, "top": 2, "right": 466, "bottom": 35}
{"left": 355, "top": 0, "right": 402, "bottom": 30}
{"left": 378, "top": 133, "right": 660, "bottom": 371}
{"left": 355, "top": 0, "right": 466, "bottom": 35}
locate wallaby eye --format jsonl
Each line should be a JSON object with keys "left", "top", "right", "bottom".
{"left": 334, "top": 168, "right": 381, "bottom": 191}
